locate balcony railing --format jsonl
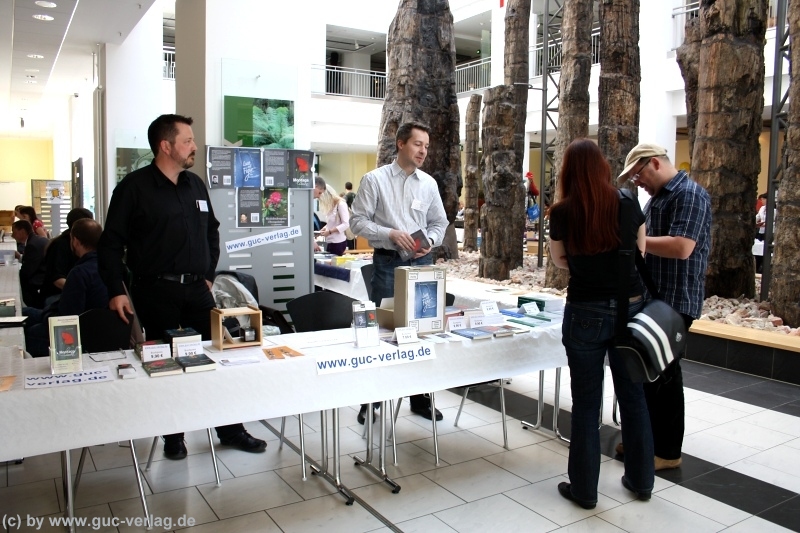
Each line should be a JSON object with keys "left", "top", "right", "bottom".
{"left": 455, "top": 56, "right": 492, "bottom": 93}
{"left": 531, "top": 25, "right": 600, "bottom": 77}
{"left": 163, "top": 46, "right": 175, "bottom": 80}
{"left": 673, "top": 0, "right": 780, "bottom": 49}
{"left": 311, "top": 65, "right": 386, "bottom": 99}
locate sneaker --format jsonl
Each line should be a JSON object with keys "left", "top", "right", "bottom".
{"left": 410, "top": 404, "right": 443, "bottom": 421}
{"left": 219, "top": 431, "right": 267, "bottom": 453}
{"left": 163, "top": 438, "right": 187, "bottom": 460}
{"left": 655, "top": 456, "right": 682, "bottom": 470}
{"left": 621, "top": 476, "right": 651, "bottom": 501}
{"left": 557, "top": 482, "right": 596, "bottom": 510}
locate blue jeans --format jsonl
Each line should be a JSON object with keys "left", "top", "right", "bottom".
{"left": 370, "top": 250, "right": 433, "bottom": 307}
{"left": 563, "top": 298, "right": 654, "bottom": 504}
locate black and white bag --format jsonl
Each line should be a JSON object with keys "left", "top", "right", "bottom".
{"left": 614, "top": 190, "right": 687, "bottom": 383}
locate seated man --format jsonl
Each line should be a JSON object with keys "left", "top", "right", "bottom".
{"left": 12, "top": 220, "right": 48, "bottom": 308}
{"left": 41, "top": 208, "right": 94, "bottom": 306}
{"left": 25, "top": 219, "right": 108, "bottom": 357}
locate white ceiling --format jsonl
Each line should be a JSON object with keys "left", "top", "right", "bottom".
{"left": 0, "top": 0, "right": 156, "bottom": 139}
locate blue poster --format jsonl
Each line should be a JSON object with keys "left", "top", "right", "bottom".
{"left": 234, "top": 148, "right": 262, "bottom": 188}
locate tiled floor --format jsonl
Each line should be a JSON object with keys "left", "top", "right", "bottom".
{"left": 2, "top": 360, "right": 800, "bottom": 532}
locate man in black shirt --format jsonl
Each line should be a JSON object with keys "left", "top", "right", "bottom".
{"left": 98, "top": 114, "right": 266, "bottom": 460}
{"left": 12, "top": 220, "right": 48, "bottom": 308}
{"left": 41, "top": 208, "right": 94, "bottom": 305}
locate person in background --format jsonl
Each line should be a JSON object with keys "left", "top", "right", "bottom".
{"left": 350, "top": 121, "right": 448, "bottom": 423}
{"left": 98, "top": 113, "right": 267, "bottom": 460}
{"left": 343, "top": 181, "right": 357, "bottom": 208}
{"left": 18, "top": 206, "right": 48, "bottom": 238}
{"left": 315, "top": 183, "right": 349, "bottom": 256}
{"left": 12, "top": 220, "right": 48, "bottom": 308}
{"left": 313, "top": 176, "right": 327, "bottom": 253}
{"left": 617, "top": 143, "right": 711, "bottom": 471}
{"left": 41, "top": 208, "right": 94, "bottom": 306}
{"left": 24, "top": 219, "right": 108, "bottom": 357}
{"left": 549, "top": 139, "right": 653, "bottom": 509}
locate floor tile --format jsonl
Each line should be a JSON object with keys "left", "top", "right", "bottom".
{"left": 391, "top": 514, "right": 457, "bottom": 533}
{"left": 703, "top": 419, "right": 795, "bottom": 451}
{"left": 405, "top": 406, "right": 490, "bottom": 435}
{"left": 385, "top": 416, "right": 433, "bottom": 444}
{"left": 435, "top": 493, "right": 558, "bottom": 532}
{"left": 352, "top": 473, "right": 464, "bottom": 524}
{"left": 756, "top": 495, "right": 800, "bottom": 532}
{"left": 484, "top": 444, "right": 568, "bottom": 483}
{"left": 421, "top": 458, "right": 528, "bottom": 502}
{"left": 341, "top": 442, "right": 446, "bottom": 490}
{"left": 39, "top": 503, "right": 117, "bottom": 533}
{"left": 175, "top": 511, "right": 281, "bottom": 533}
{"left": 57, "top": 465, "right": 153, "bottom": 510}
{"left": 724, "top": 515, "right": 796, "bottom": 532}
{"left": 504, "top": 479, "right": 620, "bottom": 527}
{"left": 212, "top": 444, "right": 300, "bottom": 477}
{"left": 772, "top": 401, "right": 800, "bottom": 418}
{"left": 457, "top": 401, "right": 506, "bottom": 423}
{"left": 108, "top": 487, "right": 219, "bottom": 533}
{"left": 197, "top": 471, "right": 302, "bottom": 519}
{"left": 537, "top": 437, "right": 571, "bottom": 458}
{"left": 288, "top": 425, "right": 378, "bottom": 458}
{"left": 142, "top": 451, "right": 234, "bottom": 493}
{"left": 683, "top": 387, "right": 714, "bottom": 403}
{"left": 740, "top": 444, "right": 800, "bottom": 474}
{"left": 720, "top": 385, "right": 795, "bottom": 410}
{"left": 7, "top": 449, "right": 93, "bottom": 486}
{"left": 784, "top": 437, "right": 800, "bottom": 450}
{"left": 681, "top": 432, "right": 760, "bottom": 466}
{"left": 413, "top": 429, "right": 507, "bottom": 465}
{"left": 273, "top": 463, "right": 338, "bottom": 500}
{"left": 684, "top": 415, "right": 719, "bottom": 435}
{"left": 684, "top": 399, "right": 752, "bottom": 424}
{"left": 741, "top": 409, "right": 800, "bottom": 437}
{"left": 656, "top": 484, "right": 751, "bottom": 526}
{"left": 726, "top": 459, "right": 800, "bottom": 494}
{"left": 701, "top": 393, "right": 768, "bottom": 414}
{"left": 267, "top": 493, "right": 383, "bottom": 533}
{"left": 683, "top": 374, "right": 746, "bottom": 396}
{"left": 548, "top": 516, "right": 626, "bottom": 532}
{"left": 88, "top": 439, "right": 161, "bottom": 472}
{"left": 680, "top": 466, "right": 796, "bottom": 515}
{"left": 0, "top": 479, "right": 60, "bottom": 519}
{"left": 468, "top": 416, "right": 556, "bottom": 449}
{"left": 598, "top": 495, "right": 723, "bottom": 533}
{"left": 595, "top": 458, "right": 673, "bottom": 504}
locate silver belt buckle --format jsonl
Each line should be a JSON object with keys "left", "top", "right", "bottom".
{"left": 179, "top": 274, "right": 189, "bottom": 284}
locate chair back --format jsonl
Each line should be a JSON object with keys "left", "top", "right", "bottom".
{"left": 286, "top": 291, "right": 358, "bottom": 332}
{"left": 79, "top": 308, "right": 133, "bottom": 353}
{"left": 446, "top": 292, "right": 455, "bottom": 306}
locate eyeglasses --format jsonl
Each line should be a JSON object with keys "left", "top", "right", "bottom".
{"left": 630, "top": 158, "right": 652, "bottom": 183}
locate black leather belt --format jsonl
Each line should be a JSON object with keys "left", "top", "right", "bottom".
{"left": 373, "top": 248, "right": 400, "bottom": 258}
{"left": 156, "top": 273, "right": 205, "bottom": 284}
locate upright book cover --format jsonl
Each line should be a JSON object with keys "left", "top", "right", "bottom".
{"left": 414, "top": 281, "right": 439, "bottom": 319}
{"left": 49, "top": 315, "right": 82, "bottom": 374}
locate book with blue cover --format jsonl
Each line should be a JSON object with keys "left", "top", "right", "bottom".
{"left": 414, "top": 281, "right": 439, "bottom": 319}
{"left": 451, "top": 328, "right": 493, "bottom": 340}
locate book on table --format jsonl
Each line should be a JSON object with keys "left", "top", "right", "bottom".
{"left": 175, "top": 353, "right": 217, "bottom": 373}
{"left": 475, "top": 325, "right": 515, "bottom": 338}
{"left": 451, "top": 328, "right": 493, "bottom": 340}
{"left": 117, "top": 363, "right": 137, "bottom": 379}
{"left": 142, "top": 358, "right": 184, "bottom": 377}
{"left": 507, "top": 315, "right": 550, "bottom": 328}
{"left": 48, "top": 315, "right": 82, "bottom": 374}
{"left": 164, "top": 327, "right": 202, "bottom": 348}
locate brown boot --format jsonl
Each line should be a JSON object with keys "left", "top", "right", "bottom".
{"left": 655, "top": 456, "right": 682, "bottom": 470}
{"left": 615, "top": 442, "right": 624, "bottom": 456}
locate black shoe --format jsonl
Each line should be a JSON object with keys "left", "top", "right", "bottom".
{"left": 557, "top": 482, "right": 596, "bottom": 510}
{"left": 621, "top": 476, "right": 651, "bottom": 501}
{"left": 410, "top": 404, "right": 443, "bottom": 421}
{"left": 163, "top": 438, "right": 187, "bottom": 460}
{"left": 357, "top": 405, "right": 377, "bottom": 425}
{"left": 219, "top": 431, "right": 267, "bottom": 453}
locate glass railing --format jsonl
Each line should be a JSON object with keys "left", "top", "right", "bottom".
{"left": 163, "top": 47, "right": 175, "bottom": 80}
{"left": 673, "top": 0, "right": 780, "bottom": 49}
{"left": 311, "top": 65, "right": 386, "bottom": 99}
{"left": 455, "top": 56, "right": 492, "bottom": 93}
{"left": 530, "top": 26, "right": 600, "bottom": 77}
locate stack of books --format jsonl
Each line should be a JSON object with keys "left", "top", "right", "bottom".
{"left": 174, "top": 353, "right": 217, "bottom": 373}
{"left": 164, "top": 327, "right": 202, "bottom": 356}
{"left": 142, "top": 358, "right": 183, "bottom": 377}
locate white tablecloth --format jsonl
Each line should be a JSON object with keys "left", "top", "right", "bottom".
{"left": 313, "top": 267, "right": 370, "bottom": 301}
{"left": 0, "top": 322, "right": 565, "bottom": 462}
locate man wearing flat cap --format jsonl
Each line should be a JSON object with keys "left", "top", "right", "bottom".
{"left": 617, "top": 143, "right": 711, "bottom": 471}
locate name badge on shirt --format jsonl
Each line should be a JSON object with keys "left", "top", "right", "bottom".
{"left": 197, "top": 200, "right": 209, "bottom": 212}
{"left": 411, "top": 199, "right": 424, "bottom": 211}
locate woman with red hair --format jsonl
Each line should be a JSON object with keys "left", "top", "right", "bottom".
{"left": 548, "top": 139, "right": 654, "bottom": 509}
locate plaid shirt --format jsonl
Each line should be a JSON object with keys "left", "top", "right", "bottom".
{"left": 644, "top": 171, "right": 711, "bottom": 318}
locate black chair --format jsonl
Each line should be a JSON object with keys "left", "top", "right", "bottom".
{"left": 446, "top": 292, "right": 455, "bottom": 306}
{"left": 360, "top": 263, "right": 374, "bottom": 302}
{"left": 79, "top": 309, "right": 133, "bottom": 353}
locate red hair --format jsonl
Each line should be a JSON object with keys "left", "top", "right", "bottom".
{"left": 550, "top": 139, "right": 619, "bottom": 255}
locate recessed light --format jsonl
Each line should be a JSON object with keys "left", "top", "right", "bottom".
{"left": 24, "top": 68, "right": 40, "bottom": 73}
{"left": 27, "top": 54, "right": 44, "bottom": 59}
{"left": 25, "top": 80, "right": 37, "bottom": 84}
{"left": 25, "top": 75, "right": 36, "bottom": 79}
{"left": 32, "top": 14, "right": 55, "bottom": 21}
{"left": 35, "top": 1, "right": 58, "bottom": 7}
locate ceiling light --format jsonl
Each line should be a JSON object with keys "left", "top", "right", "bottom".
{"left": 25, "top": 80, "right": 38, "bottom": 84}
{"left": 24, "top": 69, "right": 39, "bottom": 73}
{"left": 27, "top": 54, "right": 44, "bottom": 59}
{"left": 35, "top": 0, "right": 58, "bottom": 7}
{"left": 32, "top": 14, "right": 55, "bottom": 21}
{"left": 25, "top": 75, "right": 36, "bottom": 79}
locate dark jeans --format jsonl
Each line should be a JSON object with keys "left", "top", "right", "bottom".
{"left": 563, "top": 298, "right": 654, "bottom": 503}
{"left": 643, "top": 313, "right": 693, "bottom": 460}
{"left": 369, "top": 249, "right": 434, "bottom": 411}
{"left": 22, "top": 307, "right": 48, "bottom": 357}
{"left": 326, "top": 241, "right": 347, "bottom": 256}
{"left": 132, "top": 278, "right": 244, "bottom": 441}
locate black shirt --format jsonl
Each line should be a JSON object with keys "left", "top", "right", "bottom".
{"left": 549, "top": 195, "right": 644, "bottom": 301}
{"left": 98, "top": 162, "right": 220, "bottom": 299}
{"left": 42, "top": 231, "right": 77, "bottom": 299}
